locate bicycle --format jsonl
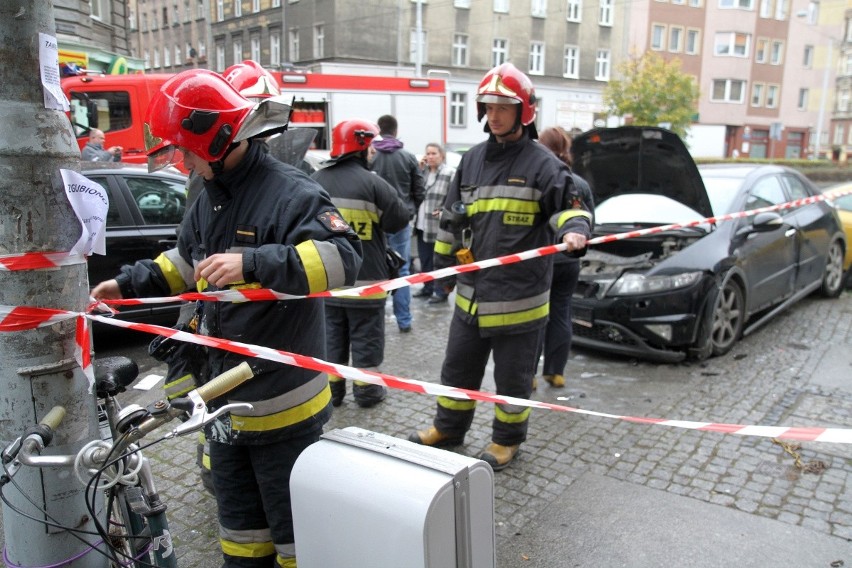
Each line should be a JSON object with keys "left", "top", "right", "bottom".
{"left": 1, "top": 355, "right": 255, "bottom": 568}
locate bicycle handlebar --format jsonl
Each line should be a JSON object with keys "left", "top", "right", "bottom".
{"left": 40, "top": 406, "right": 67, "bottom": 431}
{"left": 194, "top": 361, "right": 254, "bottom": 403}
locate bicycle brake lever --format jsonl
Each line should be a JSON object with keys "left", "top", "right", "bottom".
{"left": 169, "top": 390, "right": 254, "bottom": 438}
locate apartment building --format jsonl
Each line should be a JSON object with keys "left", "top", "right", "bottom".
{"left": 54, "top": 0, "right": 143, "bottom": 74}
{"left": 124, "top": 0, "right": 847, "bottom": 159}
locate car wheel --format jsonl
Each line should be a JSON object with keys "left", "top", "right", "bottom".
{"left": 710, "top": 279, "right": 745, "bottom": 357}
{"left": 818, "top": 239, "right": 845, "bottom": 298}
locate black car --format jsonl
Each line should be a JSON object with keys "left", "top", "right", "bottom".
{"left": 569, "top": 126, "right": 846, "bottom": 363}
{"left": 82, "top": 162, "right": 187, "bottom": 326}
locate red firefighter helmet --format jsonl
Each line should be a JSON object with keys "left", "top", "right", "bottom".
{"left": 223, "top": 60, "right": 281, "bottom": 101}
{"left": 330, "top": 119, "right": 379, "bottom": 158}
{"left": 144, "top": 69, "right": 255, "bottom": 171}
{"left": 475, "top": 63, "right": 537, "bottom": 126}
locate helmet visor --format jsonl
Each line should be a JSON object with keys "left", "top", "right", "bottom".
{"left": 476, "top": 94, "right": 519, "bottom": 105}
{"left": 147, "top": 145, "right": 184, "bottom": 173}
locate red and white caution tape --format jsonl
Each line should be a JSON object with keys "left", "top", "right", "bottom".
{"left": 79, "top": 312, "right": 852, "bottom": 444}
{"left": 0, "top": 251, "right": 86, "bottom": 271}
{"left": 96, "top": 185, "right": 852, "bottom": 308}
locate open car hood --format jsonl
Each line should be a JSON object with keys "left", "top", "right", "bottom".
{"left": 570, "top": 126, "right": 713, "bottom": 219}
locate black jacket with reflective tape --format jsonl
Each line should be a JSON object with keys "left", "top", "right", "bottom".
{"left": 116, "top": 141, "right": 363, "bottom": 444}
{"left": 311, "top": 154, "right": 409, "bottom": 308}
{"left": 434, "top": 133, "right": 593, "bottom": 337}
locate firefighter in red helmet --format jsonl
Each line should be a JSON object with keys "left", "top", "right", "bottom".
{"left": 311, "top": 120, "right": 409, "bottom": 407}
{"left": 92, "top": 68, "right": 362, "bottom": 567}
{"left": 408, "top": 63, "right": 593, "bottom": 471}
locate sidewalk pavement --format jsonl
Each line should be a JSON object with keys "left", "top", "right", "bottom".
{"left": 3, "top": 288, "right": 852, "bottom": 567}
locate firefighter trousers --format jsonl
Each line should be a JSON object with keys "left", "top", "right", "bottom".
{"left": 210, "top": 432, "right": 319, "bottom": 567}
{"left": 325, "top": 303, "right": 386, "bottom": 405}
{"left": 434, "top": 315, "right": 539, "bottom": 446}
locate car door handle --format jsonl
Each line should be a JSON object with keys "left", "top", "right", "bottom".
{"left": 784, "top": 228, "right": 796, "bottom": 238}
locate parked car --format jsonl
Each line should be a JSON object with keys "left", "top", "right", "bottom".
{"left": 824, "top": 183, "right": 852, "bottom": 287}
{"left": 569, "top": 127, "right": 846, "bottom": 363}
{"left": 82, "top": 162, "right": 187, "bottom": 327}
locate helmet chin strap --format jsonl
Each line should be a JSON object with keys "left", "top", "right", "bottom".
{"left": 209, "top": 141, "right": 242, "bottom": 176}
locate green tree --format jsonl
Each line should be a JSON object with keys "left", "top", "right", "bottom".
{"left": 603, "top": 52, "right": 699, "bottom": 139}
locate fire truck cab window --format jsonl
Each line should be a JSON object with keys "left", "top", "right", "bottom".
{"left": 69, "top": 90, "right": 132, "bottom": 138}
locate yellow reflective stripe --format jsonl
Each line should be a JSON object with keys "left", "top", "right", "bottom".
{"left": 164, "top": 373, "right": 194, "bottom": 399}
{"left": 495, "top": 405, "right": 531, "bottom": 424}
{"left": 231, "top": 384, "right": 331, "bottom": 432}
{"left": 467, "top": 198, "right": 540, "bottom": 216}
{"left": 278, "top": 557, "right": 297, "bottom": 568}
{"left": 338, "top": 207, "right": 378, "bottom": 241}
{"left": 220, "top": 539, "right": 276, "bottom": 559}
{"left": 202, "top": 452, "right": 211, "bottom": 470}
{"left": 328, "top": 375, "right": 344, "bottom": 383}
{"left": 454, "top": 293, "right": 477, "bottom": 315}
{"left": 438, "top": 396, "right": 477, "bottom": 411}
{"left": 435, "top": 240, "right": 454, "bottom": 255}
{"left": 556, "top": 209, "right": 593, "bottom": 228}
{"left": 153, "top": 253, "right": 190, "bottom": 294}
{"left": 295, "top": 240, "right": 329, "bottom": 294}
{"left": 479, "top": 302, "right": 549, "bottom": 328}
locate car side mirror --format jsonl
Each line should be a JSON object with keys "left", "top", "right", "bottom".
{"left": 736, "top": 211, "right": 783, "bottom": 237}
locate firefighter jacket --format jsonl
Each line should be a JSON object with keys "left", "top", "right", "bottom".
{"left": 433, "top": 133, "right": 593, "bottom": 337}
{"left": 114, "top": 140, "right": 363, "bottom": 445}
{"left": 311, "top": 154, "right": 410, "bottom": 308}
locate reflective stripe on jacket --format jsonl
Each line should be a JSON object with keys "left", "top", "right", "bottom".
{"left": 434, "top": 134, "right": 592, "bottom": 336}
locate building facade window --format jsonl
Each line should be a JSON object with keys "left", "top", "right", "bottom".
{"left": 566, "top": 0, "right": 582, "bottom": 22}
{"left": 271, "top": 32, "right": 281, "bottom": 66}
{"left": 765, "top": 84, "right": 779, "bottom": 108}
{"left": 669, "top": 26, "right": 683, "bottom": 52}
{"left": 770, "top": 40, "right": 783, "bottom": 64}
{"left": 711, "top": 79, "right": 745, "bottom": 102}
{"left": 198, "top": 0, "right": 205, "bottom": 19}
{"left": 184, "top": 0, "right": 191, "bottom": 21}
{"left": 599, "top": 0, "right": 613, "bottom": 26}
{"left": 529, "top": 42, "right": 545, "bottom": 75}
{"left": 714, "top": 32, "right": 750, "bottom": 57}
{"left": 719, "top": 0, "right": 753, "bottom": 8}
{"left": 164, "top": 47, "right": 171, "bottom": 67}
{"left": 492, "top": 38, "right": 509, "bottom": 67}
{"left": 759, "top": 0, "right": 771, "bottom": 17}
{"left": 314, "top": 24, "right": 325, "bottom": 59}
{"left": 289, "top": 29, "right": 300, "bottom": 61}
{"left": 216, "top": 43, "right": 225, "bottom": 71}
{"left": 686, "top": 29, "right": 700, "bottom": 54}
{"left": 563, "top": 45, "right": 579, "bottom": 78}
{"left": 154, "top": 48, "right": 161, "bottom": 68}
{"left": 234, "top": 0, "right": 241, "bottom": 17}
{"left": 217, "top": 0, "right": 224, "bottom": 22}
{"left": 651, "top": 24, "right": 666, "bottom": 50}
{"left": 755, "top": 37, "right": 768, "bottom": 62}
{"left": 454, "top": 0, "right": 472, "bottom": 7}
{"left": 803, "top": 45, "right": 813, "bottom": 68}
{"left": 494, "top": 0, "right": 509, "bottom": 13}
{"left": 797, "top": 88, "right": 808, "bottom": 110}
{"left": 531, "top": 0, "right": 547, "bottom": 17}
{"left": 174, "top": 45, "right": 181, "bottom": 64}
{"left": 233, "top": 38, "right": 242, "bottom": 65}
{"left": 838, "top": 89, "right": 850, "bottom": 112}
{"left": 774, "top": 0, "right": 787, "bottom": 20}
{"left": 144, "top": 50, "right": 150, "bottom": 69}
{"left": 91, "top": 0, "right": 111, "bottom": 23}
{"left": 253, "top": 0, "right": 260, "bottom": 13}
{"left": 751, "top": 82, "right": 764, "bottom": 106}
{"left": 595, "top": 49, "right": 610, "bottom": 80}
{"left": 450, "top": 92, "right": 467, "bottom": 127}
{"left": 251, "top": 35, "right": 261, "bottom": 61}
{"left": 452, "top": 34, "right": 469, "bottom": 67}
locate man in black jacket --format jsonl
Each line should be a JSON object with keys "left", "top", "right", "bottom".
{"left": 92, "top": 69, "right": 362, "bottom": 568}
{"left": 370, "top": 114, "right": 425, "bottom": 332}
{"left": 312, "top": 119, "right": 409, "bottom": 407}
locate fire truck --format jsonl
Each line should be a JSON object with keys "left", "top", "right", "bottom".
{"left": 272, "top": 71, "right": 446, "bottom": 154}
{"left": 61, "top": 71, "right": 447, "bottom": 165}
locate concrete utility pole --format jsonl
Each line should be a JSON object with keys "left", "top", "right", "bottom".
{"left": 0, "top": 2, "right": 101, "bottom": 566}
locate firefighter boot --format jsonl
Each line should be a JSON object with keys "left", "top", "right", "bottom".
{"left": 353, "top": 382, "right": 387, "bottom": 408}
{"left": 479, "top": 443, "right": 520, "bottom": 472}
{"left": 329, "top": 378, "right": 346, "bottom": 407}
{"left": 408, "top": 426, "right": 464, "bottom": 448}
{"left": 544, "top": 374, "right": 565, "bottom": 387}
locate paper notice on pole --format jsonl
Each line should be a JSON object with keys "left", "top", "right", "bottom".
{"left": 39, "top": 33, "right": 70, "bottom": 111}
{"left": 61, "top": 169, "right": 108, "bottom": 256}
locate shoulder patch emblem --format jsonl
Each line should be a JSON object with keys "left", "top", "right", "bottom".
{"left": 572, "top": 197, "right": 583, "bottom": 209}
{"left": 318, "top": 210, "right": 351, "bottom": 233}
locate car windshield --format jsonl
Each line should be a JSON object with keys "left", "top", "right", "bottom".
{"left": 699, "top": 175, "right": 743, "bottom": 215}
{"left": 595, "top": 194, "right": 706, "bottom": 225}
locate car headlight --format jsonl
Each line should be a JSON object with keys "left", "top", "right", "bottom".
{"left": 608, "top": 271, "right": 703, "bottom": 296}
